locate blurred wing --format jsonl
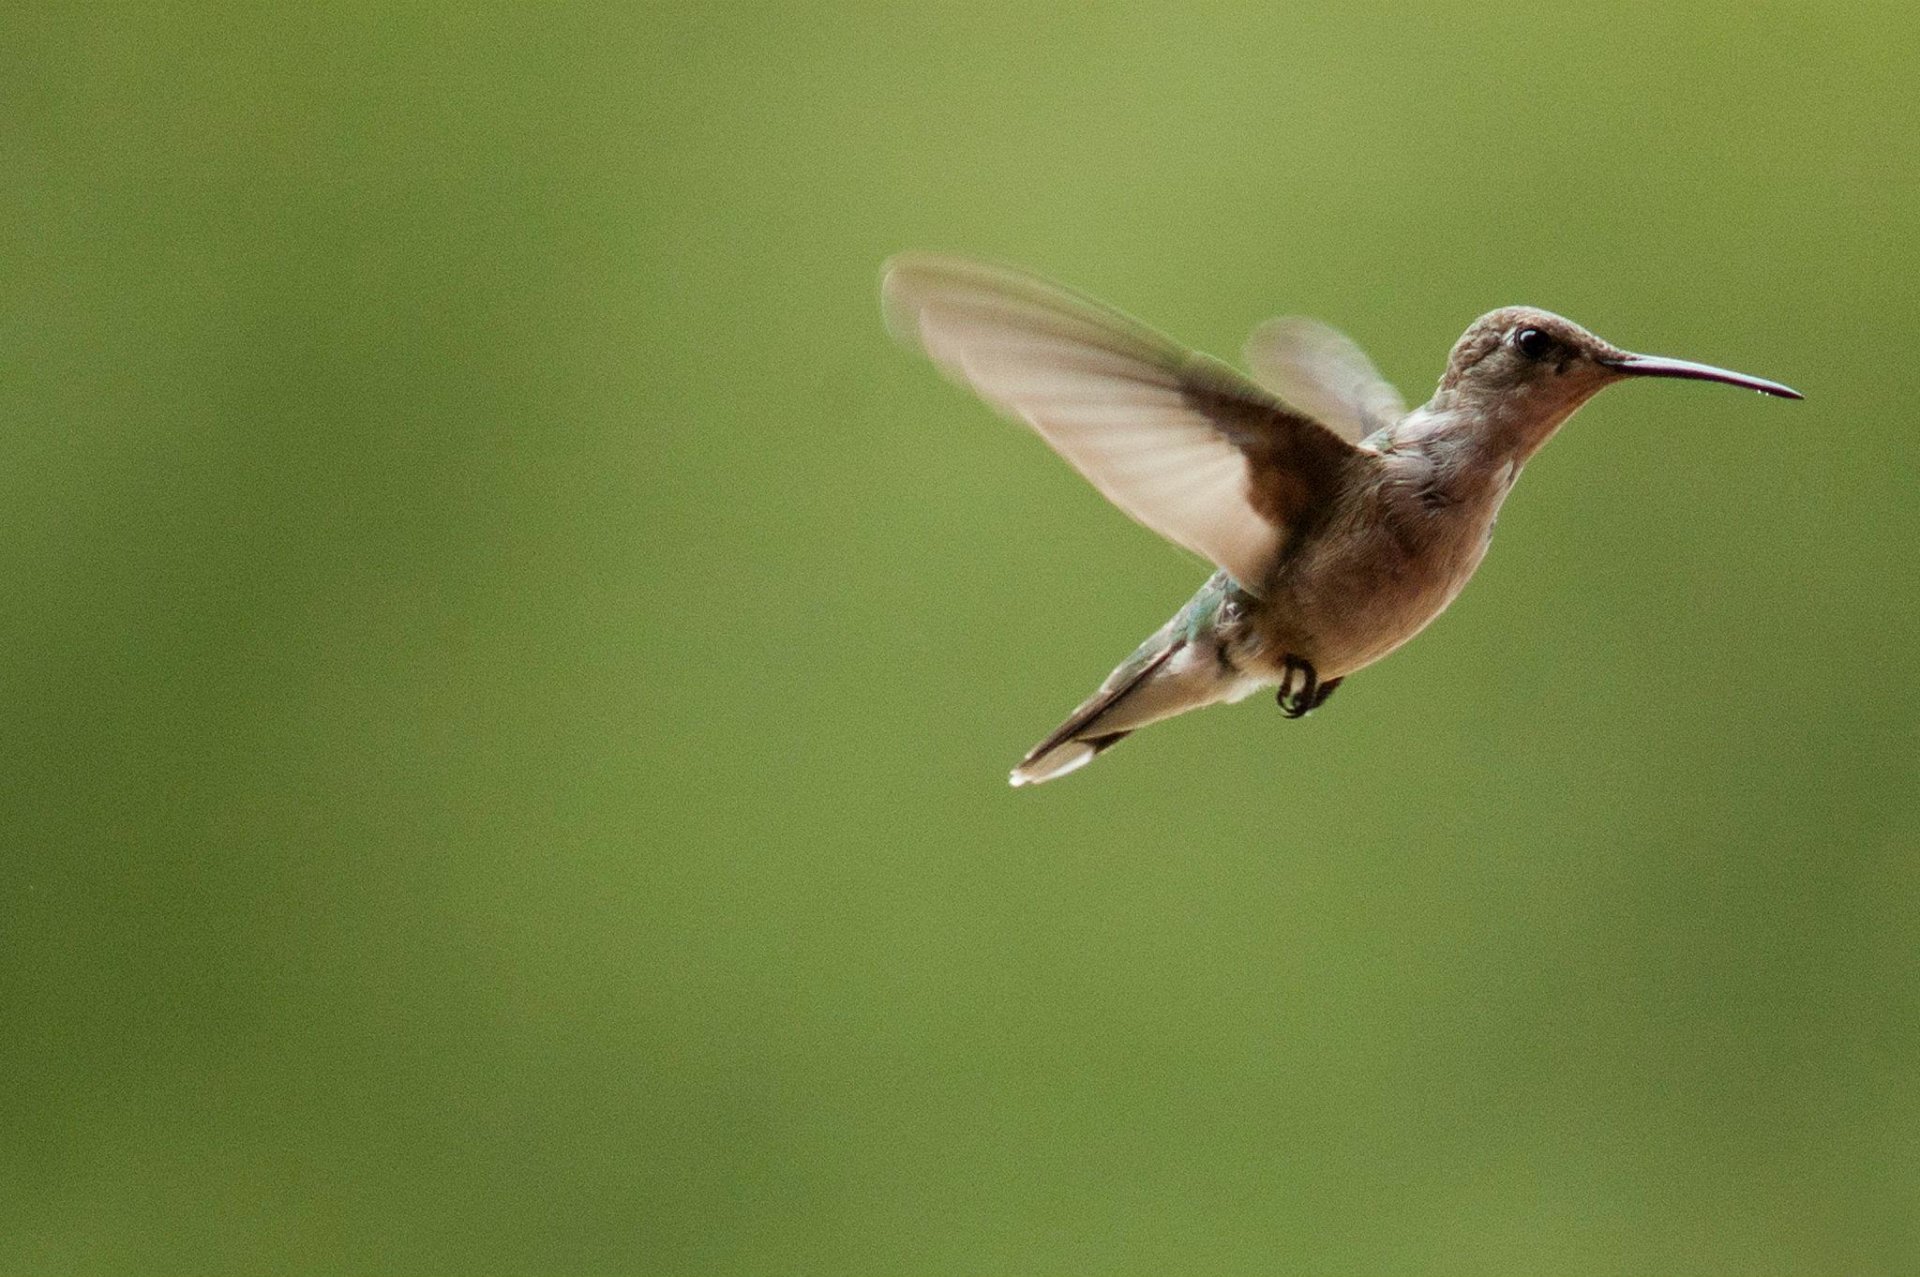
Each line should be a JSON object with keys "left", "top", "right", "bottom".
{"left": 1244, "top": 316, "right": 1407, "bottom": 444}
{"left": 881, "top": 254, "right": 1363, "bottom": 592}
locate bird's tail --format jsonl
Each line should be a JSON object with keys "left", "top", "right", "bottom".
{"left": 1009, "top": 639, "right": 1181, "bottom": 786}
{"left": 1010, "top": 571, "right": 1266, "bottom": 787}
{"left": 1010, "top": 629, "right": 1263, "bottom": 787}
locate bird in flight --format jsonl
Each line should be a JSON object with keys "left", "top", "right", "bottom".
{"left": 881, "top": 255, "right": 1802, "bottom": 785}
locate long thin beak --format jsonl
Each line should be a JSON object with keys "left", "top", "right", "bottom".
{"left": 1602, "top": 353, "right": 1803, "bottom": 400}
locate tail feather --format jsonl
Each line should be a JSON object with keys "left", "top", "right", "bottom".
{"left": 1008, "top": 642, "right": 1183, "bottom": 787}
{"left": 1009, "top": 731, "right": 1132, "bottom": 788}
{"left": 1009, "top": 570, "right": 1267, "bottom": 787}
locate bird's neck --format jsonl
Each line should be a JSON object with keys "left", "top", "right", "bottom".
{"left": 1394, "top": 386, "right": 1590, "bottom": 478}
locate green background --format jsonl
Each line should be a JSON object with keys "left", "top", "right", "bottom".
{"left": 4, "top": 4, "right": 1914, "bottom": 1273}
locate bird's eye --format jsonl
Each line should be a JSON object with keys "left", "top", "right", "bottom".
{"left": 1514, "top": 327, "right": 1554, "bottom": 361}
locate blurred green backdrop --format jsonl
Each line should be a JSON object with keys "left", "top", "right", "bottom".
{"left": 3, "top": 4, "right": 1915, "bottom": 1273}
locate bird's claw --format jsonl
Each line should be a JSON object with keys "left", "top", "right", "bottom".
{"left": 1277, "top": 656, "right": 1341, "bottom": 719}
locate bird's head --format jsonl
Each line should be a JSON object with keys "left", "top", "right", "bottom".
{"left": 1435, "top": 306, "right": 1800, "bottom": 460}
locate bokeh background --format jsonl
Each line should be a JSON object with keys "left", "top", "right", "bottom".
{"left": 3, "top": 4, "right": 1915, "bottom": 1273}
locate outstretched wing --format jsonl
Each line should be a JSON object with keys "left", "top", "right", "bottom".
{"left": 881, "top": 254, "right": 1365, "bottom": 594}
{"left": 1244, "top": 316, "right": 1406, "bottom": 444}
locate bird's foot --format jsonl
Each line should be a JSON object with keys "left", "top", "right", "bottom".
{"left": 1276, "top": 656, "right": 1342, "bottom": 719}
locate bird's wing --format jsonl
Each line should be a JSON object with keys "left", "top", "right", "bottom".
{"left": 1243, "top": 316, "right": 1406, "bottom": 444}
{"left": 881, "top": 254, "right": 1366, "bottom": 593}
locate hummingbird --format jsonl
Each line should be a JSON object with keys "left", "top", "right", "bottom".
{"left": 880, "top": 254, "right": 1802, "bottom": 786}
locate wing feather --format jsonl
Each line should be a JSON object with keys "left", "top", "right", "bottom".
{"left": 882, "top": 254, "right": 1362, "bottom": 591}
{"left": 1244, "top": 316, "right": 1406, "bottom": 444}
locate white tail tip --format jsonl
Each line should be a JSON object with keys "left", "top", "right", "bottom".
{"left": 1008, "top": 741, "right": 1097, "bottom": 787}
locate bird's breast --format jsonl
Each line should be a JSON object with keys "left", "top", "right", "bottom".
{"left": 1258, "top": 478, "right": 1502, "bottom": 679}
